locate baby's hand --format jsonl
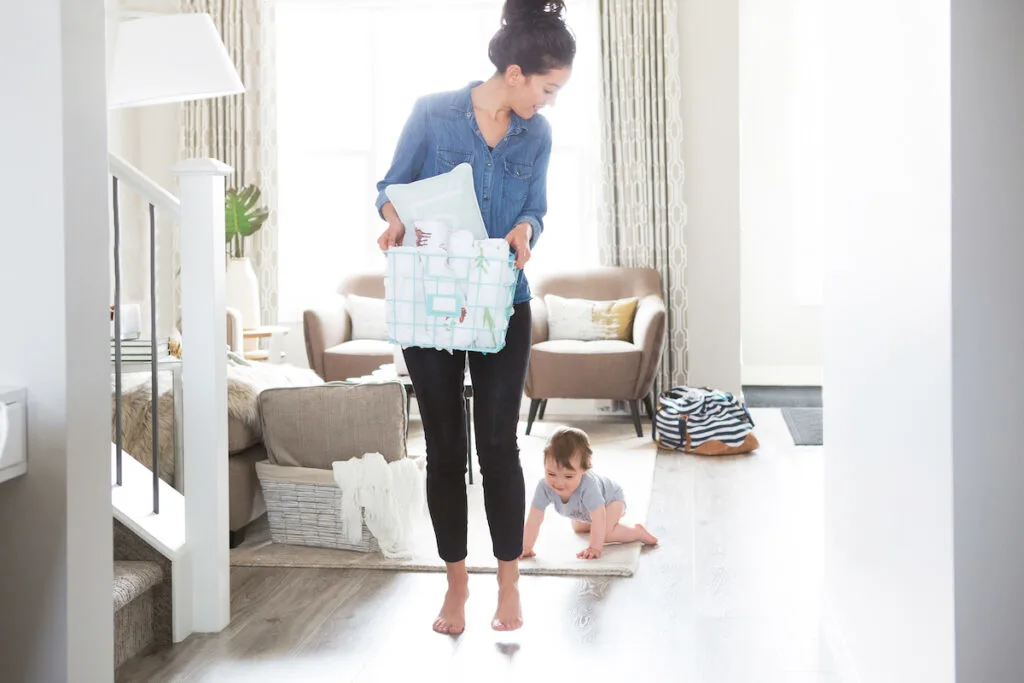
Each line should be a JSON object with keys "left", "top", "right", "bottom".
{"left": 576, "top": 546, "right": 602, "bottom": 560}
{"left": 519, "top": 548, "right": 536, "bottom": 560}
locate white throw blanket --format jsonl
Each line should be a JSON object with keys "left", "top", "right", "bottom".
{"left": 332, "top": 453, "right": 424, "bottom": 559}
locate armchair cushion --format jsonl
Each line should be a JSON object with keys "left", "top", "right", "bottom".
{"left": 258, "top": 382, "right": 408, "bottom": 470}
{"left": 324, "top": 339, "right": 395, "bottom": 381}
{"left": 544, "top": 294, "right": 638, "bottom": 342}
{"left": 527, "top": 340, "right": 642, "bottom": 400}
{"left": 347, "top": 294, "right": 388, "bottom": 341}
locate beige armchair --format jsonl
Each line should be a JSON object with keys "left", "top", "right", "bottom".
{"left": 303, "top": 272, "right": 395, "bottom": 381}
{"left": 526, "top": 267, "right": 667, "bottom": 437}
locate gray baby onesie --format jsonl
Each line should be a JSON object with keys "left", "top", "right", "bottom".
{"left": 531, "top": 470, "right": 625, "bottom": 523}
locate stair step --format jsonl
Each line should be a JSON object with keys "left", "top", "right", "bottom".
{"left": 113, "top": 560, "right": 163, "bottom": 612}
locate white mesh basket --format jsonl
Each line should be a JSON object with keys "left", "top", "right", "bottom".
{"left": 384, "top": 241, "right": 517, "bottom": 354}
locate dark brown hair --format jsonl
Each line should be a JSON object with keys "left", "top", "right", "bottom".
{"left": 544, "top": 426, "right": 592, "bottom": 471}
{"left": 488, "top": 0, "right": 576, "bottom": 76}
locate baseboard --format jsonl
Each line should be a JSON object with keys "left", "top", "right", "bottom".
{"left": 822, "top": 593, "right": 861, "bottom": 683}
{"left": 742, "top": 364, "right": 823, "bottom": 386}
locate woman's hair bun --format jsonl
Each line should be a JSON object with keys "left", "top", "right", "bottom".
{"left": 502, "top": 0, "right": 567, "bottom": 27}
{"left": 490, "top": 0, "right": 575, "bottom": 75}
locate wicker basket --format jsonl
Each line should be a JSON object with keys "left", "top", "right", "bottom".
{"left": 255, "top": 460, "right": 379, "bottom": 553}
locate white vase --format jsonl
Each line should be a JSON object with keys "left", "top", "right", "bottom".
{"left": 225, "top": 257, "right": 261, "bottom": 329}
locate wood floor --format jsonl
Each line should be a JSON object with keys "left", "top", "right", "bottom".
{"left": 117, "top": 409, "right": 840, "bottom": 683}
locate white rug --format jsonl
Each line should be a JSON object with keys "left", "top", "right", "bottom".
{"left": 231, "top": 419, "right": 657, "bottom": 577}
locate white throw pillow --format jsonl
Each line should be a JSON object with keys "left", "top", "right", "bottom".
{"left": 384, "top": 163, "right": 488, "bottom": 240}
{"left": 347, "top": 294, "right": 388, "bottom": 341}
{"left": 545, "top": 294, "right": 640, "bottom": 342}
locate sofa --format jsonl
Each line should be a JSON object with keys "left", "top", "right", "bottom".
{"left": 303, "top": 272, "right": 395, "bottom": 382}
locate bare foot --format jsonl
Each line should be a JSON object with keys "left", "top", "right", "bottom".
{"left": 637, "top": 524, "right": 659, "bottom": 546}
{"left": 433, "top": 585, "right": 469, "bottom": 635}
{"left": 491, "top": 582, "right": 523, "bottom": 632}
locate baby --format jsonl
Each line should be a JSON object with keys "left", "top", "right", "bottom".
{"left": 520, "top": 426, "right": 659, "bottom": 560}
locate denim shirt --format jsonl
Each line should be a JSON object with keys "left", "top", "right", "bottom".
{"left": 375, "top": 82, "right": 551, "bottom": 304}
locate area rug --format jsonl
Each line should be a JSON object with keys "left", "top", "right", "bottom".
{"left": 231, "top": 420, "right": 657, "bottom": 577}
{"left": 781, "top": 407, "right": 824, "bottom": 446}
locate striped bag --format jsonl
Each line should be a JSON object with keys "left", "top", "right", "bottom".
{"left": 653, "top": 386, "right": 759, "bottom": 455}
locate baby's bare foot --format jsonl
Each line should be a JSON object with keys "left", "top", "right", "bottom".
{"left": 433, "top": 586, "right": 469, "bottom": 635}
{"left": 491, "top": 583, "right": 523, "bottom": 632}
{"left": 637, "top": 524, "right": 659, "bottom": 546}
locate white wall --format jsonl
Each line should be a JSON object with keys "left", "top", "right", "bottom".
{"left": 822, "top": 1, "right": 955, "bottom": 681}
{"left": 679, "top": 0, "right": 742, "bottom": 395}
{"left": 739, "top": 0, "right": 823, "bottom": 387}
{"left": 950, "top": 1, "right": 1024, "bottom": 680}
{"left": 0, "top": 1, "right": 114, "bottom": 681}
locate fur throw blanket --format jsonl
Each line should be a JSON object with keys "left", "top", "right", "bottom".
{"left": 112, "top": 351, "right": 323, "bottom": 483}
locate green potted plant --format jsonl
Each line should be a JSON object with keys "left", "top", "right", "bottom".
{"left": 224, "top": 184, "right": 269, "bottom": 330}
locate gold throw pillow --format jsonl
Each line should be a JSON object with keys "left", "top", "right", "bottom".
{"left": 544, "top": 294, "right": 639, "bottom": 342}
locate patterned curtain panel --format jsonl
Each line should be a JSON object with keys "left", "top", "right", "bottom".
{"left": 598, "top": 0, "right": 688, "bottom": 393}
{"left": 177, "top": 0, "right": 279, "bottom": 324}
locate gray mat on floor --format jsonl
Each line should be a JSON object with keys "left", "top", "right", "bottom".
{"left": 781, "top": 407, "right": 823, "bottom": 446}
{"left": 743, "top": 386, "right": 822, "bottom": 408}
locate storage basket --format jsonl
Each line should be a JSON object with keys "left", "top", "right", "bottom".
{"left": 255, "top": 460, "right": 380, "bottom": 552}
{"left": 385, "top": 243, "right": 517, "bottom": 354}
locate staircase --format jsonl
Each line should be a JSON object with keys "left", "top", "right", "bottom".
{"left": 108, "top": 151, "right": 235, "bottom": 674}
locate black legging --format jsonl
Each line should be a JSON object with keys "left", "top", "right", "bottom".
{"left": 402, "top": 302, "right": 531, "bottom": 563}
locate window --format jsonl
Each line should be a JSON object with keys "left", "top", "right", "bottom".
{"left": 276, "top": 0, "right": 602, "bottom": 322}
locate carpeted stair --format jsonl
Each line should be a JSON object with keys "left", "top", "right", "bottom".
{"left": 113, "top": 561, "right": 163, "bottom": 670}
{"left": 113, "top": 520, "right": 174, "bottom": 672}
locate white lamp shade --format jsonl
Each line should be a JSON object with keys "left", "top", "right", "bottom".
{"left": 109, "top": 13, "right": 245, "bottom": 109}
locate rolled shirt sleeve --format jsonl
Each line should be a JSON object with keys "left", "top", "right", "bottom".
{"left": 514, "top": 121, "right": 551, "bottom": 250}
{"left": 375, "top": 97, "right": 429, "bottom": 220}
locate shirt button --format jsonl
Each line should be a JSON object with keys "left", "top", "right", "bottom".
{"left": 487, "top": 162, "right": 492, "bottom": 167}
{"left": 483, "top": 195, "right": 489, "bottom": 200}
{"left": 465, "top": 112, "right": 471, "bottom": 118}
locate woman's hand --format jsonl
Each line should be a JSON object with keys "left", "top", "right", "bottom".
{"left": 576, "top": 546, "right": 602, "bottom": 560}
{"left": 377, "top": 220, "right": 406, "bottom": 251}
{"left": 505, "top": 223, "right": 532, "bottom": 269}
{"left": 519, "top": 548, "right": 536, "bottom": 560}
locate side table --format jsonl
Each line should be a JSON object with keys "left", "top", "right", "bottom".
{"left": 243, "top": 325, "right": 289, "bottom": 364}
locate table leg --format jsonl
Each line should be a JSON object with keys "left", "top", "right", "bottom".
{"left": 465, "top": 394, "right": 473, "bottom": 485}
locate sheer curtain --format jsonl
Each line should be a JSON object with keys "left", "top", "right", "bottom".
{"left": 275, "top": 0, "right": 601, "bottom": 323}
{"left": 597, "top": 0, "right": 687, "bottom": 391}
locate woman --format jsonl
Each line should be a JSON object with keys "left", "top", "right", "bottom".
{"left": 375, "top": 0, "right": 575, "bottom": 634}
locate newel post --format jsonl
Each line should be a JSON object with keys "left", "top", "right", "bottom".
{"left": 171, "top": 157, "right": 232, "bottom": 632}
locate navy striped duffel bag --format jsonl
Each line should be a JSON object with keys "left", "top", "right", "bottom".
{"left": 653, "top": 386, "right": 759, "bottom": 455}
